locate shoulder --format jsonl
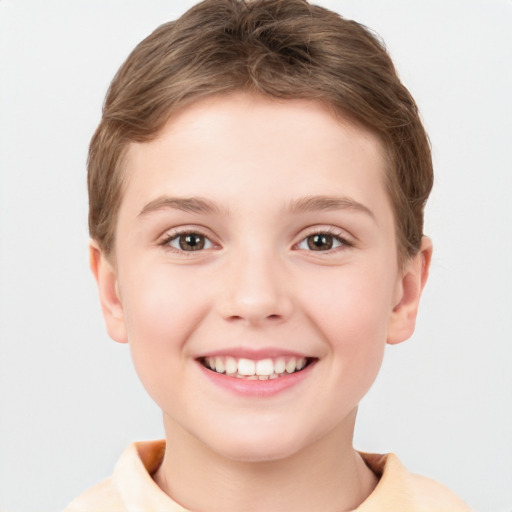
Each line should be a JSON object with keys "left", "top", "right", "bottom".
{"left": 63, "top": 477, "right": 125, "bottom": 512}
{"left": 404, "top": 470, "right": 473, "bottom": 511}
{"left": 63, "top": 440, "right": 176, "bottom": 512}
{"left": 357, "top": 452, "right": 473, "bottom": 512}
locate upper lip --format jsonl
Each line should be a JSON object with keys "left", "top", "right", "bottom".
{"left": 194, "top": 347, "right": 314, "bottom": 360}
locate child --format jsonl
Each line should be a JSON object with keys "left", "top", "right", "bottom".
{"left": 66, "top": 0, "right": 472, "bottom": 510}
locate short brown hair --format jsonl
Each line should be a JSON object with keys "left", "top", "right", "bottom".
{"left": 88, "top": 0, "right": 432, "bottom": 260}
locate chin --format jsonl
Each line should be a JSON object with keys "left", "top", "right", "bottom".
{"left": 216, "top": 439, "right": 301, "bottom": 463}
{"left": 202, "top": 422, "right": 315, "bottom": 464}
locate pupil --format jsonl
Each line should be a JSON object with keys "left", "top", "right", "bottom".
{"left": 308, "top": 234, "right": 333, "bottom": 251}
{"left": 180, "top": 233, "right": 204, "bottom": 250}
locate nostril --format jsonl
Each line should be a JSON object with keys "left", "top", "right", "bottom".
{"left": 223, "top": 311, "right": 286, "bottom": 325}
{"left": 218, "top": 291, "right": 294, "bottom": 325}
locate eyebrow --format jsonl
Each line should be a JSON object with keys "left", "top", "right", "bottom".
{"left": 286, "top": 195, "right": 375, "bottom": 219}
{"left": 138, "top": 194, "right": 374, "bottom": 219}
{"left": 138, "top": 196, "right": 227, "bottom": 217}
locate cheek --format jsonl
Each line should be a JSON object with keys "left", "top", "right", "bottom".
{"left": 307, "top": 264, "right": 394, "bottom": 334}
{"left": 122, "top": 263, "right": 207, "bottom": 340}
{"left": 119, "top": 264, "right": 210, "bottom": 389}
{"left": 302, "top": 264, "right": 395, "bottom": 385}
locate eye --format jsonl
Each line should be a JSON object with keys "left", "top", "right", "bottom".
{"left": 297, "top": 232, "right": 348, "bottom": 251}
{"left": 165, "top": 231, "right": 214, "bottom": 251}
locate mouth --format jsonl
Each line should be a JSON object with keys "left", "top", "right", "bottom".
{"left": 198, "top": 355, "right": 316, "bottom": 380}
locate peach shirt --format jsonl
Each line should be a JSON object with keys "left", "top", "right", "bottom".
{"left": 64, "top": 440, "right": 472, "bottom": 511}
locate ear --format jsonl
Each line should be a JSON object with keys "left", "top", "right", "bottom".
{"left": 89, "top": 241, "right": 128, "bottom": 344}
{"left": 387, "top": 236, "right": 433, "bottom": 345}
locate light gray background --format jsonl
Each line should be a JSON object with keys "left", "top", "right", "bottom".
{"left": 0, "top": 1, "right": 510, "bottom": 511}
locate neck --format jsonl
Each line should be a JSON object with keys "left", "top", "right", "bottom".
{"left": 153, "top": 410, "right": 378, "bottom": 512}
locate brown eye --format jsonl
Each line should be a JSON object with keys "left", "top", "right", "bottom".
{"left": 181, "top": 233, "right": 204, "bottom": 250}
{"left": 167, "top": 232, "right": 213, "bottom": 251}
{"left": 297, "top": 232, "right": 347, "bottom": 252}
{"left": 307, "top": 234, "right": 334, "bottom": 251}
{"left": 178, "top": 233, "right": 205, "bottom": 251}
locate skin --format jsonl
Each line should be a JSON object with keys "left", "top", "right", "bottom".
{"left": 91, "top": 92, "right": 432, "bottom": 511}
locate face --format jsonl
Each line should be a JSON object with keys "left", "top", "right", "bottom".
{"left": 93, "top": 92, "right": 429, "bottom": 462}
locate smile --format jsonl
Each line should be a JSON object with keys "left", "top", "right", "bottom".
{"left": 199, "top": 356, "right": 314, "bottom": 380}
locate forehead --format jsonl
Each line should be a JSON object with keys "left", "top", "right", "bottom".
{"left": 120, "top": 92, "right": 391, "bottom": 220}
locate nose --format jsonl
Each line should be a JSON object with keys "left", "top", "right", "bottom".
{"left": 217, "top": 249, "right": 294, "bottom": 326}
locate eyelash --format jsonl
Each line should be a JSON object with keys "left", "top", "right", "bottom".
{"left": 296, "top": 227, "right": 354, "bottom": 253}
{"left": 159, "top": 227, "right": 353, "bottom": 254}
{"left": 159, "top": 229, "right": 215, "bottom": 254}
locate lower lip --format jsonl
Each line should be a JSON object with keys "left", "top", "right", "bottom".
{"left": 197, "top": 361, "right": 315, "bottom": 397}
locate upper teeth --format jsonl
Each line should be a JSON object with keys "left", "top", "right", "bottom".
{"left": 203, "top": 356, "right": 307, "bottom": 379}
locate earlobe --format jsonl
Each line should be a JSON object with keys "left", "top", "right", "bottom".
{"left": 89, "top": 241, "right": 128, "bottom": 344}
{"left": 387, "top": 236, "right": 433, "bottom": 345}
